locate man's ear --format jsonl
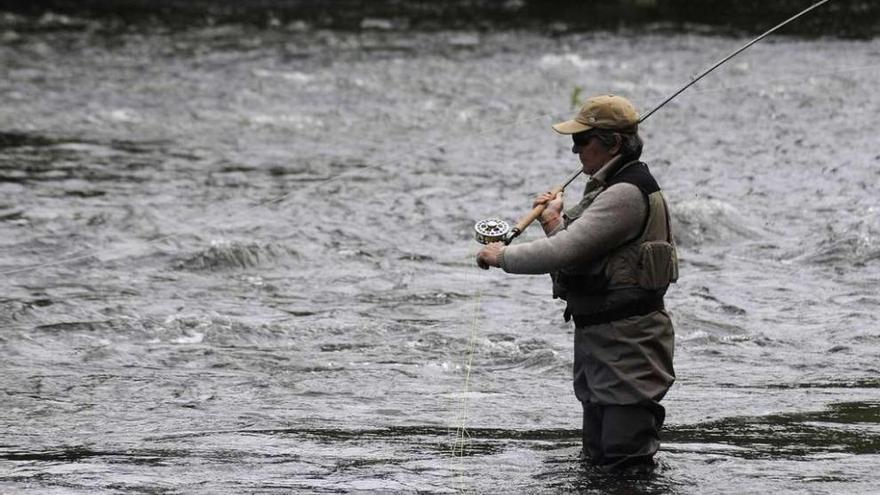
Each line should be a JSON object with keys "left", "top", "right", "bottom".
{"left": 611, "top": 134, "right": 623, "bottom": 155}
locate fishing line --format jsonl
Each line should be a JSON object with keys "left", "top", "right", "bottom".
{"left": 450, "top": 258, "right": 488, "bottom": 493}
{"left": 451, "top": 280, "right": 483, "bottom": 459}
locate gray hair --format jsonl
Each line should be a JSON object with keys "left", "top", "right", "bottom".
{"left": 592, "top": 127, "right": 643, "bottom": 161}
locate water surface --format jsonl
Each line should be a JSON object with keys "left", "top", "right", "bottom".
{"left": 1, "top": 17, "right": 879, "bottom": 494}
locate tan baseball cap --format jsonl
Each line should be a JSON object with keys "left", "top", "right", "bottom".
{"left": 552, "top": 94, "right": 640, "bottom": 134}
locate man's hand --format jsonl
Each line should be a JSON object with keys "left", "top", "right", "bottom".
{"left": 476, "top": 242, "right": 504, "bottom": 270}
{"left": 533, "top": 191, "right": 564, "bottom": 231}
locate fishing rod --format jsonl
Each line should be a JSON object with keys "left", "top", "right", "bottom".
{"left": 474, "top": 0, "right": 832, "bottom": 245}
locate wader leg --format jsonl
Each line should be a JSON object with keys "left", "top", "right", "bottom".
{"left": 600, "top": 403, "right": 664, "bottom": 470}
{"left": 581, "top": 402, "right": 603, "bottom": 463}
{"left": 581, "top": 402, "right": 665, "bottom": 470}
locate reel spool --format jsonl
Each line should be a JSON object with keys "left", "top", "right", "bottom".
{"left": 474, "top": 218, "right": 511, "bottom": 245}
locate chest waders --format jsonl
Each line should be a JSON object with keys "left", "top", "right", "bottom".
{"left": 564, "top": 160, "right": 679, "bottom": 469}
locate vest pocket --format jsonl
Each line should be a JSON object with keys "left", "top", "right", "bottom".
{"left": 636, "top": 241, "right": 679, "bottom": 290}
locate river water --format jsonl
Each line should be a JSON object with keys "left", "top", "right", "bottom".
{"left": 1, "top": 13, "right": 879, "bottom": 494}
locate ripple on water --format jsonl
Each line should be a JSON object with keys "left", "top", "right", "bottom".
{"left": 788, "top": 218, "right": 880, "bottom": 266}
{"left": 174, "top": 240, "right": 297, "bottom": 271}
{"left": 671, "top": 198, "right": 766, "bottom": 248}
{"left": 474, "top": 335, "right": 564, "bottom": 372}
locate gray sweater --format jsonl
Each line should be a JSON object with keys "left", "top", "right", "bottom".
{"left": 498, "top": 182, "right": 646, "bottom": 274}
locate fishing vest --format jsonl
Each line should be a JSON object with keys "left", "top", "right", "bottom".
{"left": 552, "top": 160, "right": 679, "bottom": 325}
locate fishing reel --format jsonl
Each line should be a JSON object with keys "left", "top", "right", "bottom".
{"left": 473, "top": 167, "right": 578, "bottom": 246}
{"left": 474, "top": 218, "right": 518, "bottom": 245}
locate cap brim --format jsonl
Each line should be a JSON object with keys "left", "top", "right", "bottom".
{"left": 551, "top": 119, "right": 591, "bottom": 134}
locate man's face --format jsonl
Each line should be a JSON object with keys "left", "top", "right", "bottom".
{"left": 572, "top": 133, "right": 614, "bottom": 175}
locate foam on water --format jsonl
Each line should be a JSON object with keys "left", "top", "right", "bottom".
{"left": 789, "top": 217, "right": 880, "bottom": 266}
{"left": 671, "top": 198, "right": 766, "bottom": 248}
{"left": 175, "top": 240, "right": 296, "bottom": 271}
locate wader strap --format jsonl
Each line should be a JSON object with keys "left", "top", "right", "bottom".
{"left": 572, "top": 295, "right": 665, "bottom": 327}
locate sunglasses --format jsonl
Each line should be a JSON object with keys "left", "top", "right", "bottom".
{"left": 571, "top": 132, "right": 597, "bottom": 153}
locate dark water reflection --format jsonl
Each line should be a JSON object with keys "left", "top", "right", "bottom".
{"left": 3, "top": 401, "right": 877, "bottom": 492}
{"left": 1, "top": 15, "right": 879, "bottom": 495}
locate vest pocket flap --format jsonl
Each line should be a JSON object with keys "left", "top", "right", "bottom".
{"left": 637, "top": 241, "right": 679, "bottom": 290}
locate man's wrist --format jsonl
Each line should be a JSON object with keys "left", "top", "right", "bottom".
{"left": 540, "top": 212, "right": 560, "bottom": 226}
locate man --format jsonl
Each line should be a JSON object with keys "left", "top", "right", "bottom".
{"left": 476, "top": 94, "right": 678, "bottom": 470}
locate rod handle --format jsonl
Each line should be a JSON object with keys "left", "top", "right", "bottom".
{"left": 512, "top": 184, "right": 564, "bottom": 235}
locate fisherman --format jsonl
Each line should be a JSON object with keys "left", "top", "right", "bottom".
{"left": 476, "top": 94, "right": 678, "bottom": 470}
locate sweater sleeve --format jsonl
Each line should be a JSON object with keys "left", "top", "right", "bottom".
{"left": 498, "top": 183, "right": 646, "bottom": 274}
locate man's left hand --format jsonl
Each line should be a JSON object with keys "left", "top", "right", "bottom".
{"left": 476, "top": 242, "right": 504, "bottom": 270}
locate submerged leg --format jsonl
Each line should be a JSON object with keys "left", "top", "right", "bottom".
{"left": 581, "top": 401, "right": 604, "bottom": 464}
{"left": 599, "top": 403, "right": 665, "bottom": 470}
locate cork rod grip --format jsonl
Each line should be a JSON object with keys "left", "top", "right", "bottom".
{"left": 513, "top": 184, "right": 564, "bottom": 233}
